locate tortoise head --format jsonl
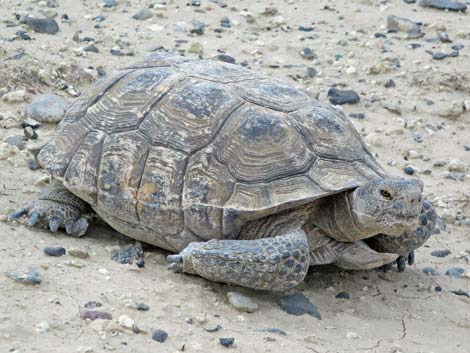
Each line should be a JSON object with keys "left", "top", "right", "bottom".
{"left": 351, "top": 177, "right": 423, "bottom": 237}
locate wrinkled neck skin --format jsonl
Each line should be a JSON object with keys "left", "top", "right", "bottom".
{"left": 309, "top": 191, "right": 379, "bottom": 242}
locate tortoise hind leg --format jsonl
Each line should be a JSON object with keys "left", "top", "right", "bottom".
{"left": 9, "top": 181, "right": 90, "bottom": 237}
{"left": 167, "top": 229, "right": 310, "bottom": 290}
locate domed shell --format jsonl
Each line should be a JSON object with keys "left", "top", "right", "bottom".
{"left": 38, "top": 54, "right": 386, "bottom": 251}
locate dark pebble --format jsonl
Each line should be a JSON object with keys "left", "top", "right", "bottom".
{"left": 111, "top": 243, "right": 144, "bottom": 267}
{"left": 84, "top": 301, "right": 102, "bottom": 309}
{"left": 435, "top": 285, "right": 442, "bottom": 292}
{"left": 152, "top": 329, "right": 168, "bottom": 343}
{"left": 97, "top": 67, "right": 107, "bottom": 77}
{"left": 44, "top": 246, "right": 66, "bottom": 257}
{"left": 24, "top": 126, "right": 38, "bottom": 140}
{"left": 431, "top": 249, "right": 451, "bottom": 257}
{"left": 298, "top": 25, "right": 314, "bottom": 32}
{"left": 204, "top": 324, "right": 222, "bottom": 332}
{"left": 349, "top": 113, "right": 365, "bottom": 119}
{"left": 445, "top": 267, "right": 466, "bottom": 278}
{"left": 16, "top": 30, "right": 31, "bottom": 40}
{"left": 191, "top": 20, "right": 205, "bottom": 35}
{"left": 219, "top": 338, "right": 235, "bottom": 347}
{"left": 25, "top": 17, "right": 59, "bottom": 34}
{"left": 403, "top": 0, "right": 416, "bottom": 3}
{"left": 215, "top": 54, "right": 236, "bottom": 64}
{"left": 93, "top": 14, "right": 106, "bottom": 22}
{"left": 464, "top": 145, "right": 470, "bottom": 151}
{"left": 299, "top": 48, "right": 316, "bottom": 60}
{"left": 191, "top": 0, "right": 201, "bottom": 6}
{"left": 452, "top": 44, "right": 464, "bottom": 51}
{"left": 418, "top": 0, "right": 467, "bottom": 11}
{"left": 335, "top": 54, "right": 343, "bottom": 61}
{"left": 136, "top": 303, "right": 149, "bottom": 311}
{"left": 335, "top": 291, "right": 350, "bottom": 299}
{"left": 6, "top": 269, "right": 42, "bottom": 284}
{"left": 80, "top": 310, "right": 112, "bottom": 320}
{"left": 413, "top": 133, "right": 423, "bottom": 143}
{"left": 449, "top": 51, "right": 459, "bottom": 57}
{"left": 306, "top": 67, "right": 317, "bottom": 78}
{"left": 82, "top": 36, "right": 95, "bottom": 42}
{"left": 27, "top": 158, "right": 41, "bottom": 171}
{"left": 21, "top": 118, "right": 41, "bottom": 129}
{"left": 385, "top": 79, "right": 396, "bottom": 88}
{"left": 432, "top": 52, "right": 449, "bottom": 60}
{"left": 450, "top": 290, "right": 470, "bottom": 298}
{"left": 374, "top": 32, "right": 387, "bottom": 38}
{"left": 83, "top": 45, "right": 99, "bottom": 53}
{"left": 103, "top": 0, "right": 117, "bottom": 7}
{"left": 404, "top": 166, "right": 415, "bottom": 175}
{"left": 220, "top": 16, "right": 231, "bottom": 28}
{"left": 279, "top": 293, "right": 321, "bottom": 319}
{"left": 327, "top": 88, "right": 360, "bottom": 105}
{"left": 422, "top": 267, "right": 438, "bottom": 275}
{"left": 4, "top": 135, "right": 24, "bottom": 149}
{"left": 407, "top": 43, "right": 422, "bottom": 49}
{"left": 61, "top": 14, "right": 69, "bottom": 22}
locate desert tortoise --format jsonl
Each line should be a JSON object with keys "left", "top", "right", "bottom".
{"left": 10, "top": 54, "right": 437, "bottom": 290}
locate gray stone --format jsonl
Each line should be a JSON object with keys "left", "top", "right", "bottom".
{"left": 25, "top": 17, "right": 59, "bottom": 34}
{"left": 132, "top": 9, "right": 153, "bottom": 20}
{"left": 327, "top": 88, "right": 360, "bottom": 105}
{"left": 387, "top": 15, "right": 423, "bottom": 39}
{"left": 418, "top": 0, "right": 467, "bottom": 11}
{"left": 445, "top": 267, "right": 465, "bottom": 278}
{"left": 279, "top": 293, "right": 321, "bottom": 319}
{"left": 7, "top": 269, "right": 42, "bottom": 284}
{"left": 227, "top": 292, "right": 259, "bottom": 313}
{"left": 152, "top": 329, "right": 168, "bottom": 343}
{"left": 25, "top": 94, "right": 69, "bottom": 123}
{"left": 4, "top": 135, "right": 24, "bottom": 150}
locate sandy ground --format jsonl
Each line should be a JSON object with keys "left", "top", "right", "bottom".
{"left": 0, "top": 0, "right": 469, "bottom": 352}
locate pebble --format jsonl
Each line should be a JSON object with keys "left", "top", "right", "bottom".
{"left": 349, "top": 113, "right": 365, "bottom": 119}
{"left": 110, "top": 47, "right": 134, "bottom": 56}
{"left": 44, "top": 246, "right": 66, "bottom": 257}
{"left": 136, "top": 302, "right": 149, "bottom": 311}
{"left": 152, "top": 329, "right": 168, "bottom": 343}
{"left": 80, "top": 310, "right": 112, "bottom": 321}
{"left": 450, "top": 290, "right": 470, "bottom": 298}
{"left": 227, "top": 292, "right": 259, "bottom": 313}
{"left": 387, "top": 15, "right": 422, "bottom": 38}
{"left": 422, "top": 267, "right": 438, "bottom": 275}
{"left": 219, "top": 338, "right": 235, "bottom": 347}
{"left": 191, "top": 20, "right": 205, "bottom": 35}
{"left": 417, "top": 0, "right": 467, "bottom": 11}
{"left": 432, "top": 52, "right": 449, "bottom": 60}
{"left": 103, "top": 0, "right": 117, "bottom": 7}
{"left": 327, "top": 88, "right": 360, "bottom": 105}
{"left": 111, "top": 243, "right": 144, "bottom": 267}
{"left": 132, "top": 9, "right": 153, "bottom": 20}
{"left": 220, "top": 16, "right": 231, "bottom": 28}
{"left": 16, "top": 30, "right": 31, "bottom": 40}
{"left": 68, "top": 248, "right": 90, "bottom": 259}
{"left": 262, "top": 328, "right": 287, "bottom": 335}
{"left": 335, "top": 291, "right": 350, "bottom": 299}
{"left": 27, "top": 158, "right": 41, "bottom": 171}
{"left": 431, "top": 249, "right": 451, "bottom": 257}
{"left": 215, "top": 54, "right": 236, "bottom": 64}
{"left": 445, "top": 267, "right": 466, "bottom": 278}
{"left": 2, "top": 89, "right": 27, "bottom": 103}
{"left": 4, "top": 135, "right": 24, "bottom": 150}
{"left": 25, "top": 94, "right": 69, "bottom": 123}
{"left": 384, "top": 79, "right": 396, "bottom": 88}
{"left": 299, "top": 25, "right": 314, "bottom": 32}
{"left": 279, "top": 293, "right": 321, "bottom": 319}
{"left": 84, "top": 301, "right": 102, "bottom": 309}
{"left": 447, "top": 159, "right": 467, "bottom": 173}
{"left": 6, "top": 269, "right": 42, "bottom": 284}
{"left": 118, "top": 315, "right": 135, "bottom": 330}
{"left": 299, "top": 48, "right": 316, "bottom": 60}
{"left": 404, "top": 166, "right": 415, "bottom": 175}
{"left": 83, "top": 45, "right": 99, "bottom": 53}
{"left": 25, "top": 17, "right": 59, "bottom": 34}
{"left": 21, "top": 118, "right": 41, "bottom": 129}
{"left": 346, "top": 331, "right": 360, "bottom": 339}
{"left": 24, "top": 126, "right": 38, "bottom": 140}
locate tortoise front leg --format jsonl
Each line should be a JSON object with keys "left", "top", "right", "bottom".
{"left": 167, "top": 229, "right": 310, "bottom": 290}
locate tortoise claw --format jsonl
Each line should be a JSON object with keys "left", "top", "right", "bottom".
{"left": 28, "top": 212, "right": 40, "bottom": 226}
{"left": 9, "top": 208, "right": 28, "bottom": 220}
{"left": 48, "top": 217, "right": 62, "bottom": 233}
{"left": 397, "top": 255, "right": 407, "bottom": 272}
{"left": 408, "top": 251, "right": 415, "bottom": 266}
{"left": 167, "top": 255, "right": 184, "bottom": 272}
{"left": 167, "top": 262, "right": 183, "bottom": 273}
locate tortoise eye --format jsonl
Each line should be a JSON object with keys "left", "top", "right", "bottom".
{"left": 380, "top": 189, "right": 393, "bottom": 200}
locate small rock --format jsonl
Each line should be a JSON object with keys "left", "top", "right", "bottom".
{"left": 335, "top": 291, "right": 350, "bottom": 299}
{"left": 132, "top": 8, "right": 153, "bottom": 20}
{"left": 327, "top": 88, "right": 360, "bottom": 105}
{"left": 83, "top": 45, "right": 99, "bottom": 53}
{"left": 25, "top": 94, "right": 69, "bottom": 123}
{"left": 387, "top": 15, "right": 423, "bottom": 39}
{"left": 227, "top": 292, "right": 259, "bottom": 313}
{"left": 404, "top": 166, "right": 415, "bottom": 175}
{"left": 346, "top": 331, "right": 360, "bottom": 339}
{"left": 25, "top": 17, "right": 59, "bottom": 34}
{"left": 220, "top": 16, "right": 231, "bottom": 28}
{"left": 16, "top": 30, "right": 31, "bottom": 40}
{"left": 4, "top": 135, "right": 24, "bottom": 150}
{"left": 432, "top": 52, "right": 449, "bottom": 60}
{"left": 2, "top": 89, "right": 27, "bottom": 103}
{"left": 215, "top": 54, "right": 236, "bottom": 64}
{"left": 219, "top": 338, "right": 235, "bottom": 347}
{"left": 279, "top": 293, "right": 321, "bottom": 319}
{"left": 384, "top": 79, "right": 396, "bottom": 88}
{"left": 447, "top": 159, "right": 467, "bottom": 173}
{"left": 6, "top": 269, "right": 42, "bottom": 284}
{"left": 152, "top": 329, "right": 168, "bottom": 343}
{"left": 44, "top": 246, "right": 66, "bottom": 257}
{"left": 103, "top": 0, "right": 117, "bottom": 7}
{"left": 118, "top": 315, "right": 135, "bottom": 330}
{"left": 431, "top": 249, "right": 451, "bottom": 257}
{"left": 349, "top": 113, "right": 365, "bottom": 119}
{"left": 84, "top": 301, "right": 102, "bottom": 309}
{"left": 136, "top": 303, "right": 149, "bottom": 311}
{"left": 299, "top": 25, "right": 314, "bottom": 32}
{"left": 68, "top": 248, "right": 90, "bottom": 259}
{"left": 445, "top": 267, "right": 465, "bottom": 278}
{"left": 111, "top": 243, "right": 144, "bottom": 267}
{"left": 417, "top": 0, "right": 467, "bottom": 11}
{"left": 262, "top": 328, "right": 287, "bottom": 335}
{"left": 191, "top": 20, "right": 205, "bottom": 35}
{"left": 422, "top": 267, "right": 438, "bottom": 275}
{"left": 24, "top": 126, "right": 38, "bottom": 140}
{"left": 80, "top": 310, "right": 112, "bottom": 321}
{"left": 27, "top": 158, "right": 41, "bottom": 170}
{"left": 299, "top": 48, "right": 316, "bottom": 60}
{"left": 21, "top": 118, "right": 41, "bottom": 129}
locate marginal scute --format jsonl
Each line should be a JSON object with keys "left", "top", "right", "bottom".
{"left": 308, "top": 159, "right": 369, "bottom": 191}
{"left": 97, "top": 132, "right": 149, "bottom": 223}
{"left": 123, "top": 52, "right": 197, "bottom": 70}
{"left": 83, "top": 68, "right": 180, "bottom": 133}
{"left": 231, "top": 78, "right": 310, "bottom": 112}
{"left": 176, "top": 60, "right": 257, "bottom": 83}
{"left": 290, "top": 103, "right": 364, "bottom": 161}
{"left": 183, "top": 150, "right": 235, "bottom": 239}
{"left": 214, "top": 104, "right": 314, "bottom": 182}
{"left": 137, "top": 146, "right": 187, "bottom": 236}
{"left": 222, "top": 176, "right": 324, "bottom": 236}
{"left": 139, "top": 78, "right": 243, "bottom": 153}
{"left": 63, "top": 130, "right": 106, "bottom": 205}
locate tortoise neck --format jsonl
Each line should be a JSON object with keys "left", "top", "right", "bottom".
{"left": 309, "top": 192, "right": 377, "bottom": 242}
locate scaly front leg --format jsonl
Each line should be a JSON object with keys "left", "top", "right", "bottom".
{"left": 167, "top": 229, "right": 310, "bottom": 290}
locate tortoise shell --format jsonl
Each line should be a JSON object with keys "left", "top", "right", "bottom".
{"left": 38, "top": 54, "right": 386, "bottom": 252}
